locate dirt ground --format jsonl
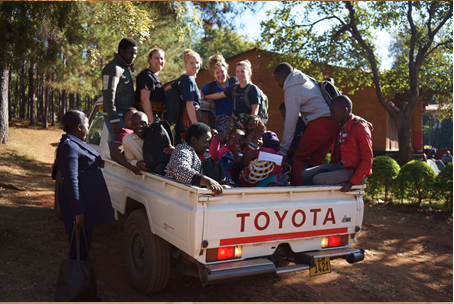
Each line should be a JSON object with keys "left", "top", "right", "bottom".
{"left": 0, "top": 119, "right": 452, "bottom": 302}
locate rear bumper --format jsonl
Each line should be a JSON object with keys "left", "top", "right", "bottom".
{"left": 201, "top": 247, "right": 364, "bottom": 286}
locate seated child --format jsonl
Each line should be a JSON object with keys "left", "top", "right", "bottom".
{"left": 209, "top": 129, "right": 245, "bottom": 182}
{"left": 244, "top": 115, "right": 280, "bottom": 152}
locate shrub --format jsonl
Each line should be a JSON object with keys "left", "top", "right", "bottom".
{"left": 323, "top": 153, "right": 331, "bottom": 164}
{"left": 392, "top": 160, "right": 436, "bottom": 205}
{"left": 367, "top": 156, "right": 400, "bottom": 200}
{"left": 434, "top": 163, "right": 453, "bottom": 211}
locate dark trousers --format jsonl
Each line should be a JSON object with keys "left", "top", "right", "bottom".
{"left": 68, "top": 227, "right": 93, "bottom": 260}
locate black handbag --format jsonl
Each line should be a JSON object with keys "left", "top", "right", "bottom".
{"left": 54, "top": 224, "right": 97, "bottom": 302}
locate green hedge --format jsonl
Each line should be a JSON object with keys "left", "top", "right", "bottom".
{"left": 434, "top": 163, "right": 453, "bottom": 211}
{"left": 392, "top": 160, "right": 436, "bottom": 205}
{"left": 366, "top": 156, "right": 400, "bottom": 200}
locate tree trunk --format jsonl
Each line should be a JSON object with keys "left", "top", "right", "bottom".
{"left": 28, "top": 59, "right": 35, "bottom": 126}
{"left": 51, "top": 89, "right": 55, "bottom": 126}
{"left": 60, "top": 89, "right": 67, "bottom": 121}
{"left": 69, "top": 92, "right": 75, "bottom": 110}
{"left": 394, "top": 114, "right": 414, "bottom": 166}
{"left": 57, "top": 90, "right": 60, "bottom": 122}
{"left": 76, "top": 93, "right": 80, "bottom": 111}
{"left": 8, "top": 69, "right": 12, "bottom": 122}
{"left": 43, "top": 74, "right": 49, "bottom": 129}
{"left": 38, "top": 71, "right": 44, "bottom": 123}
{"left": 0, "top": 66, "right": 9, "bottom": 144}
{"left": 20, "top": 61, "right": 26, "bottom": 119}
{"left": 14, "top": 72, "right": 18, "bottom": 119}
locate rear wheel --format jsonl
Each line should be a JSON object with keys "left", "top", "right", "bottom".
{"left": 123, "top": 209, "right": 170, "bottom": 294}
{"left": 54, "top": 171, "right": 63, "bottom": 219}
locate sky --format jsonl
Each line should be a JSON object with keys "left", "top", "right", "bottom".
{"left": 235, "top": 1, "right": 393, "bottom": 70}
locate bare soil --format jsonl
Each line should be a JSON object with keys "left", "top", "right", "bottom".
{"left": 0, "top": 119, "right": 452, "bottom": 302}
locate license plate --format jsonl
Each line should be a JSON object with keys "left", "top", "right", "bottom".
{"left": 310, "top": 257, "right": 331, "bottom": 277}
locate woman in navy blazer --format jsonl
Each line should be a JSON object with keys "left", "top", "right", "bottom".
{"left": 56, "top": 110, "right": 114, "bottom": 260}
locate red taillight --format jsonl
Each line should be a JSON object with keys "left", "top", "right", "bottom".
{"left": 328, "top": 235, "right": 341, "bottom": 247}
{"left": 206, "top": 246, "right": 243, "bottom": 262}
{"left": 218, "top": 247, "right": 235, "bottom": 260}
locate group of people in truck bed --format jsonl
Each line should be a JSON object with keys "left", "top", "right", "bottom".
{"left": 103, "top": 38, "right": 374, "bottom": 195}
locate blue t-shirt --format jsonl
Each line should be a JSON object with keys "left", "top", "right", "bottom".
{"left": 201, "top": 77, "right": 237, "bottom": 115}
{"left": 224, "top": 83, "right": 261, "bottom": 116}
{"left": 177, "top": 74, "right": 201, "bottom": 107}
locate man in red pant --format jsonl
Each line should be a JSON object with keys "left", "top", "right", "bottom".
{"left": 273, "top": 63, "right": 338, "bottom": 186}
{"left": 301, "top": 95, "right": 373, "bottom": 192}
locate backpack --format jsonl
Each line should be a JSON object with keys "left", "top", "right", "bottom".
{"left": 208, "top": 77, "right": 237, "bottom": 95}
{"left": 232, "top": 83, "right": 269, "bottom": 124}
{"left": 163, "top": 76, "right": 184, "bottom": 127}
{"left": 142, "top": 118, "right": 174, "bottom": 175}
{"left": 202, "top": 157, "right": 228, "bottom": 184}
{"left": 309, "top": 77, "right": 342, "bottom": 106}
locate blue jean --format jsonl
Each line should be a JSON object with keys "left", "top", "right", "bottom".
{"left": 104, "top": 116, "right": 125, "bottom": 148}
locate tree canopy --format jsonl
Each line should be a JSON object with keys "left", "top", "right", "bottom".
{"left": 260, "top": 1, "right": 453, "bottom": 165}
{"left": 194, "top": 27, "right": 256, "bottom": 68}
{"left": 0, "top": 1, "right": 260, "bottom": 143}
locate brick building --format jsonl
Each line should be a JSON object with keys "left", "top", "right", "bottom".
{"left": 193, "top": 49, "right": 426, "bottom": 156}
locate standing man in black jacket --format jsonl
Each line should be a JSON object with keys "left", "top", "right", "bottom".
{"left": 102, "top": 38, "right": 138, "bottom": 143}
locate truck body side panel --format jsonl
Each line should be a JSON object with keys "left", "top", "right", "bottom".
{"left": 103, "top": 160, "right": 203, "bottom": 255}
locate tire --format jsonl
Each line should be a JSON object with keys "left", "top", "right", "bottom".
{"left": 54, "top": 170, "right": 63, "bottom": 219}
{"left": 274, "top": 260, "right": 290, "bottom": 268}
{"left": 123, "top": 209, "right": 170, "bottom": 294}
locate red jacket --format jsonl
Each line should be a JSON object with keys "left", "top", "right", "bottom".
{"left": 330, "top": 115, "right": 373, "bottom": 185}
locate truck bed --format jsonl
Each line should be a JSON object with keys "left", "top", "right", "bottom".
{"left": 103, "top": 158, "right": 365, "bottom": 263}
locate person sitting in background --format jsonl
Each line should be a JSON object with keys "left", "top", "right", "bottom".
{"left": 123, "top": 112, "right": 150, "bottom": 173}
{"left": 442, "top": 151, "right": 452, "bottom": 164}
{"left": 279, "top": 102, "right": 306, "bottom": 160}
{"left": 110, "top": 107, "right": 141, "bottom": 175}
{"left": 200, "top": 54, "right": 237, "bottom": 132}
{"left": 165, "top": 123, "right": 223, "bottom": 195}
{"left": 427, "top": 148, "right": 436, "bottom": 159}
{"left": 301, "top": 95, "right": 373, "bottom": 192}
{"left": 244, "top": 115, "right": 280, "bottom": 152}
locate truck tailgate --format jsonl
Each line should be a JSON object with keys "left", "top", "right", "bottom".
{"left": 201, "top": 186, "right": 363, "bottom": 256}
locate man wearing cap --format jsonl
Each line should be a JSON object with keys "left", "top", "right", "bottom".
{"left": 102, "top": 38, "right": 138, "bottom": 142}
{"left": 273, "top": 62, "right": 338, "bottom": 186}
{"left": 301, "top": 95, "right": 373, "bottom": 192}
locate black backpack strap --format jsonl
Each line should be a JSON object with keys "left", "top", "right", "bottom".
{"left": 208, "top": 81, "right": 216, "bottom": 95}
{"left": 242, "top": 84, "right": 254, "bottom": 110}
{"left": 231, "top": 84, "right": 240, "bottom": 112}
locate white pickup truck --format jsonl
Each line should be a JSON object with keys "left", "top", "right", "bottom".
{"left": 52, "top": 99, "right": 366, "bottom": 294}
